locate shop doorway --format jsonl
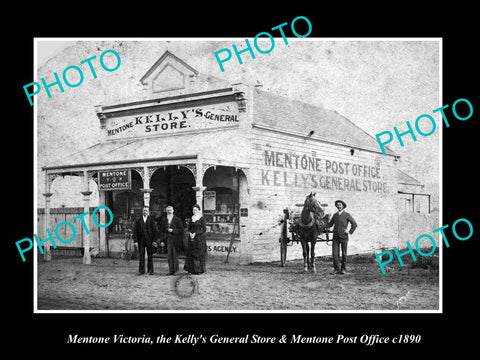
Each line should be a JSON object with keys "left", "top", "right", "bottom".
{"left": 150, "top": 166, "right": 196, "bottom": 223}
{"left": 150, "top": 165, "right": 196, "bottom": 255}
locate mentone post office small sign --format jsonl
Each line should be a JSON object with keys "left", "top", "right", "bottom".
{"left": 98, "top": 169, "right": 132, "bottom": 191}
{"left": 103, "top": 104, "right": 239, "bottom": 140}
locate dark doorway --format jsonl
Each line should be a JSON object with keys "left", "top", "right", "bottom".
{"left": 149, "top": 165, "right": 196, "bottom": 224}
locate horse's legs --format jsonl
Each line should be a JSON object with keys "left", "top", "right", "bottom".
{"left": 301, "top": 241, "right": 308, "bottom": 272}
{"left": 311, "top": 241, "right": 316, "bottom": 273}
{"left": 306, "top": 242, "right": 311, "bottom": 270}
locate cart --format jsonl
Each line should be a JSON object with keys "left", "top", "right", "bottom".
{"left": 279, "top": 204, "right": 333, "bottom": 267}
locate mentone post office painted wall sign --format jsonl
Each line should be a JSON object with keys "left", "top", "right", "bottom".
{"left": 105, "top": 103, "right": 239, "bottom": 140}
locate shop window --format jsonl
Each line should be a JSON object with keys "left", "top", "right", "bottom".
{"left": 106, "top": 170, "right": 143, "bottom": 235}
{"left": 202, "top": 166, "right": 242, "bottom": 239}
{"left": 109, "top": 191, "right": 143, "bottom": 234}
{"left": 203, "top": 186, "right": 239, "bottom": 238}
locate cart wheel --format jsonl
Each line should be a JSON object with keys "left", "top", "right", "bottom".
{"left": 280, "top": 238, "right": 287, "bottom": 267}
{"left": 279, "top": 213, "right": 289, "bottom": 267}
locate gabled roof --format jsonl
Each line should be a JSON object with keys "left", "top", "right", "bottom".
{"left": 139, "top": 50, "right": 199, "bottom": 85}
{"left": 252, "top": 89, "right": 395, "bottom": 156}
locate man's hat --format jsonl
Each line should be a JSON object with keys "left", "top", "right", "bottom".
{"left": 335, "top": 200, "right": 347, "bottom": 208}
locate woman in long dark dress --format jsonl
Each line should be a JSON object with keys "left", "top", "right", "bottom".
{"left": 184, "top": 204, "right": 208, "bottom": 274}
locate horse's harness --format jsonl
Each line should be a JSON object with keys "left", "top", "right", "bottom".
{"left": 298, "top": 211, "right": 315, "bottom": 229}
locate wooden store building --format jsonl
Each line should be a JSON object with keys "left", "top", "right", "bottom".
{"left": 40, "top": 50, "right": 430, "bottom": 264}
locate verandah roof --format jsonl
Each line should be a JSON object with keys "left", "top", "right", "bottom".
{"left": 42, "top": 129, "right": 247, "bottom": 172}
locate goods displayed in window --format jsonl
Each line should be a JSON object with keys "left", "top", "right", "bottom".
{"left": 203, "top": 190, "right": 239, "bottom": 237}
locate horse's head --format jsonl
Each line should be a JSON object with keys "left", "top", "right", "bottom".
{"left": 299, "top": 193, "right": 325, "bottom": 234}
{"left": 304, "top": 192, "right": 319, "bottom": 211}
{"left": 303, "top": 192, "right": 325, "bottom": 218}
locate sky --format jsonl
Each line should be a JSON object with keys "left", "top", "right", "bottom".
{"left": 36, "top": 40, "right": 72, "bottom": 67}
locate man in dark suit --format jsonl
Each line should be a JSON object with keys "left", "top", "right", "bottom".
{"left": 133, "top": 205, "right": 157, "bottom": 275}
{"left": 157, "top": 205, "right": 184, "bottom": 275}
{"left": 326, "top": 200, "right": 358, "bottom": 275}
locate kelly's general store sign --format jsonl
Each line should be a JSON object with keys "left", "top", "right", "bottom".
{"left": 105, "top": 104, "right": 239, "bottom": 140}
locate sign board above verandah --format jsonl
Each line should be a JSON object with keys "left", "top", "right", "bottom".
{"left": 103, "top": 103, "right": 239, "bottom": 140}
{"left": 98, "top": 169, "right": 131, "bottom": 191}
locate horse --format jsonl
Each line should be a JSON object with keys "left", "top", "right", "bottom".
{"left": 296, "top": 192, "right": 326, "bottom": 273}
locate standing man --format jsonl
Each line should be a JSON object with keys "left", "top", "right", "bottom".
{"left": 133, "top": 205, "right": 157, "bottom": 275}
{"left": 157, "top": 205, "right": 184, "bottom": 275}
{"left": 326, "top": 200, "right": 358, "bottom": 275}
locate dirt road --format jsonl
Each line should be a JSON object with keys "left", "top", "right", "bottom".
{"left": 37, "top": 255, "right": 439, "bottom": 311}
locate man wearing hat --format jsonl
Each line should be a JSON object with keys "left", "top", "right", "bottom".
{"left": 326, "top": 200, "right": 358, "bottom": 274}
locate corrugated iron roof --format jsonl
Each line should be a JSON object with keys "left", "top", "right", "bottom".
{"left": 46, "top": 86, "right": 398, "bottom": 171}
{"left": 252, "top": 88, "right": 395, "bottom": 155}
